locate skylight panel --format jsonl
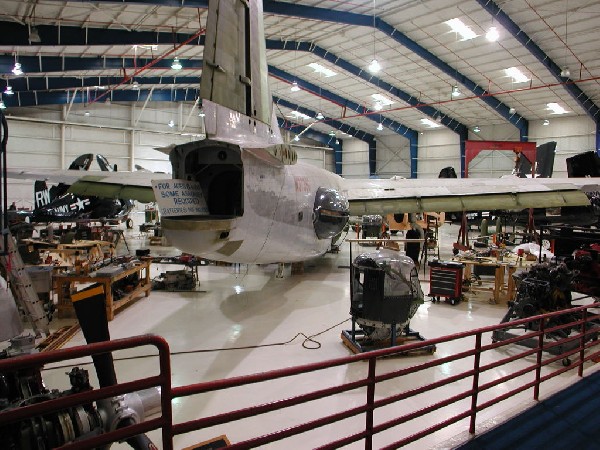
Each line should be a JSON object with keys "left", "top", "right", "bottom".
{"left": 547, "top": 102, "right": 568, "bottom": 115}
{"left": 421, "top": 118, "right": 442, "bottom": 128}
{"left": 445, "top": 18, "right": 478, "bottom": 41}
{"left": 505, "top": 67, "right": 530, "bottom": 83}
{"left": 371, "top": 93, "right": 395, "bottom": 106}
{"left": 287, "top": 110, "right": 312, "bottom": 121}
{"left": 307, "top": 62, "right": 337, "bottom": 77}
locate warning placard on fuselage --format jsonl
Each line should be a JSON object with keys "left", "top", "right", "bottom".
{"left": 151, "top": 179, "right": 209, "bottom": 217}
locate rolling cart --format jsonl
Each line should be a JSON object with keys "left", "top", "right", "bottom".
{"left": 428, "top": 260, "right": 464, "bottom": 305}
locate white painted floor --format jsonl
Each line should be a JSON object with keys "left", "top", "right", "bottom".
{"left": 37, "top": 222, "right": 599, "bottom": 449}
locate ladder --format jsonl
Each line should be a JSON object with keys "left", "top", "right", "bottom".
{"left": 420, "top": 215, "right": 440, "bottom": 269}
{"left": 0, "top": 231, "right": 50, "bottom": 337}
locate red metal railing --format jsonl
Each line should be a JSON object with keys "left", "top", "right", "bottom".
{"left": 1, "top": 304, "right": 599, "bottom": 449}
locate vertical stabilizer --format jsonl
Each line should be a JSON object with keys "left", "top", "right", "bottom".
{"left": 34, "top": 180, "right": 51, "bottom": 209}
{"left": 201, "top": 0, "right": 282, "bottom": 147}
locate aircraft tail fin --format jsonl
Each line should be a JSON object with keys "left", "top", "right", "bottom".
{"left": 96, "top": 154, "right": 116, "bottom": 172}
{"left": 200, "top": 0, "right": 282, "bottom": 147}
{"left": 34, "top": 180, "right": 52, "bottom": 210}
{"left": 566, "top": 151, "right": 600, "bottom": 177}
{"left": 534, "top": 141, "right": 556, "bottom": 178}
{"left": 68, "top": 153, "right": 94, "bottom": 171}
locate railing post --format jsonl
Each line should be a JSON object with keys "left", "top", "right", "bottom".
{"left": 365, "top": 357, "right": 376, "bottom": 450}
{"left": 469, "top": 333, "right": 482, "bottom": 434}
{"left": 159, "top": 341, "right": 174, "bottom": 450}
{"left": 579, "top": 308, "right": 588, "bottom": 378}
{"left": 534, "top": 318, "right": 545, "bottom": 401}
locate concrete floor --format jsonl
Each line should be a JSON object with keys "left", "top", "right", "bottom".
{"left": 34, "top": 221, "right": 599, "bottom": 449}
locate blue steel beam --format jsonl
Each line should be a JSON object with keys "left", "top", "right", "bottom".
{"left": 273, "top": 95, "right": 373, "bottom": 175}
{"left": 0, "top": 61, "right": 377, "bottom": 148}
{"left": 0, "top": 21, "right": 206, "bottom": 46}
{"left": 269, "top": 66, "right": 416, "bottom": 139}
{"left": 272, "top": 95, "right": 374, "bottom": 144}
{"left": 4, "top": 1, "right": 526, "bottom": 135}
{"left": 476, "top": 0, "right": 600, "bottom": 124}
{"left": 267, "top": 40, "right": 468, "bottom": 136}
{"left": 0, "top": 54, "right": 202, "bottom": 74}
{"left": 271, "top": 66, "right": 418, "bottom": 177}
{"left": 2, "top": 76, "right": 199, "bottom": 92}
{"left": 277, "top": 116, "right": 341, "bottom": 156}
{"left": 0, "top": 22, "right": 467, "bottom": 136}
{"left": 264, "top": 1, "right": 528, "bottom": 139}
{"left": 2, "top": 88, "right": 200, "bottom": 107}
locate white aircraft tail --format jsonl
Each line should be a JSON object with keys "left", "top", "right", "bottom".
{"left": 200, "top": 0, "right": 283, "bottom": 148}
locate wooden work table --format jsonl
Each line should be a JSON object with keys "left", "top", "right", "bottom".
{"left": 55, "top": 260, "right": 151, "bottom": 321}
{"left": 453, "top": 255, "right": 533, "bottom": 304}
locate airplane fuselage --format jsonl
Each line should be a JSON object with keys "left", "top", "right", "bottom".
{"left": 158, "top": 140, "right": 349, "bottom": 263}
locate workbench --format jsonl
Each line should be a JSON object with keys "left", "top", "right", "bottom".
{"left": 22, "top": 239, "right": 115, "bottom": 266}
{"left": 55, "top": 260, "right": 151, "bottom": 320}
{"left": 454, "top": 256, "right": 531, "bottom": 304}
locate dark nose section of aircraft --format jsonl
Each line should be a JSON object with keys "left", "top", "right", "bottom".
{"left": 313, "top": 187, "right": 349, "bottom": 239}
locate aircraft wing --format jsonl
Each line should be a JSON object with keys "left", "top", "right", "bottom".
{"left": 7, "top": 168, "right": 169, "bottom": 203}
{"left": 343, "top": 177, "right": 600, "bottom": 215}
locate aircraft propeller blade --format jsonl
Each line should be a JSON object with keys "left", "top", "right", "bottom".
{"left": 71, "top": 284, "right": 157, "bottom": 449}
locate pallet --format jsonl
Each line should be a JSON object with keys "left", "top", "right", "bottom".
{"left": 341, "top": 328, "right": 436, "bottom": 356}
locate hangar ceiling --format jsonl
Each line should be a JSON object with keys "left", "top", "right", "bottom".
{"left": 0, "top": 0, "right": 599, "bottom": 143}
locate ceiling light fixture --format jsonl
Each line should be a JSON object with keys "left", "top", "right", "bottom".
{"left": 290, "top": 81, "right": 300, "bottom": 92}
{"left": 560, "top": 67, "right": 571, "bottom": 78}
{"left": 335, "top": 139, "right": 340, "bottom": 144}
{"left": 509, "top": 107, "right": 516, "bottom": 115}
{"left": 547, "top": 102, "right": 568, "bottom": 115}
{"left": 377, "top": 123, "right": 384, "bottom": 131}
{"left": 451, "top": 85, "right": 461, "bottom": 97}
{"left": 84, "top": 111, "right": 90, "bottom": 117}
{"left": 293, "top": 135, "right": 300, "bottom": 141}
{"left": 445, "top": 18, "right": 478, "bottom": 41}
{"left": 171, "top": 57, "right": 182, "bottom": 70}
{"left": 368, "top": 59, "right": 381, "bottom": 74}
{"left": 329, "top": 130, "right": 336, "bottom": 137}
{"left": 473, "top": 126, "right": 481, "bottom": 133}
{"left": 0, "top": 100, "right": 5, "bottom": 110}
{"left": 168, "top": 120, "right": 175, "bottom": 128}
{"left": 4, "top": 85, "right": 13, "bottom": 96}
{"left": 421, "top": 118, "right": 442, "bottom": 128}
{"left": 12, "top": 62, "right": 23, "bottom": 76}
{"left": 316, "top": 112, "right": 324, "bottom": 120}
{"left": 505, "top": 67, "right": 529, "bottom": 83}
{"left": 543, "top": 119, "right": 550, "bottom": 126}
{"left": 369, "top": 0, "right": 381, "bottom": 74}
{"left": 132, "top": 81, "right": 140, "bottom": 90}
{"left": 29, "top": 25, "right": 41, "bottom": 43}
{"left": 486, "top": 26, "right": 499, "bottom": 42}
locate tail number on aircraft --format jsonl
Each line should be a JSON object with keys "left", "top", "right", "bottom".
{"left": 35, "top": 189, "right": 51, "bottom": 208}
{"left": 151, "top": 179, "right": 209, "bottom": 217}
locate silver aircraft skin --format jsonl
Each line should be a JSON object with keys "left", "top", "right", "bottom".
{"left": 8, "top": 0, "right": 600, "bottom": 265}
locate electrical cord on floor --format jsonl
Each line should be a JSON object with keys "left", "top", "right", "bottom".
{"left": 42, "top": 318, "right": 352, "bottom": 371}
